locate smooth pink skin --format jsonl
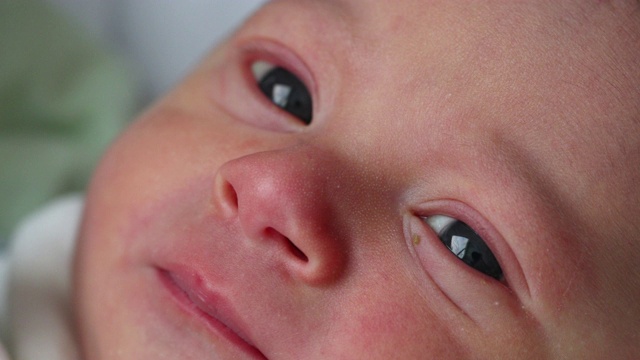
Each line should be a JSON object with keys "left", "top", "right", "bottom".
{"left": 73, "top": 1, "right": 640, "bottom": 359}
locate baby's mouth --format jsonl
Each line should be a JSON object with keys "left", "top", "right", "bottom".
{"left": 157, "top": 268, "right": 267, "bottom": 359}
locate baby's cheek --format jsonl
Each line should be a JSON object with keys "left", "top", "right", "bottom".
{"left": 335, "top": 298, "right": 466, "bottom": 358}
{"left": 540, "top": 254, "right": 640, "bottom": 357}
{"left": 347, "top": 293, "right": 542, "bottom": 359}
{"left": 339, "top": 262, "right": 491, "bottom": 357}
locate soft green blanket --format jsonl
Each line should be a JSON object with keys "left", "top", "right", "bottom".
{"left": 0, "top": 0, "right": 138, "bottom": 242}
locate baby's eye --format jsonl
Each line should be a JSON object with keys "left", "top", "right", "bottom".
{"left": 251, "top": 61, "right": 313, "bottom": 125}
{"left": 426, "top": 215, "right": 503, "bottom": 280}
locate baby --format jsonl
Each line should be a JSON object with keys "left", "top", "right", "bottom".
{"left": 46, "top": 0, "right": 640, "bottom": 359}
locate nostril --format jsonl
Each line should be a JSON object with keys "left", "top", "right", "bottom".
{"left": 286, "top": 239, "right": 309, "bottom": 262}
{"left": 265, "top": 227, "right": 308, "bottom": 262}
{"left": 213, "top": 175, "right": 240, "bottom": 217}
{"left": 225, "top": 181, "right": 239, "bottom": 210}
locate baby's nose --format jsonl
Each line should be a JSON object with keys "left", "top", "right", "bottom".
{"left": 212, "top": 148, "right": 348, "bottom": 286}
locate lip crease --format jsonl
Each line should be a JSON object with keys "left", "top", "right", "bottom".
{"left": 157, "top": 268, "right": 267, "bottom": 359}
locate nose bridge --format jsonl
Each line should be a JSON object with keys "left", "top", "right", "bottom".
{"left": 224, "top": 146, "right": 331, "bottom": 229}
{"left": 214, "top": 145, "right": 351, "bottom": 285}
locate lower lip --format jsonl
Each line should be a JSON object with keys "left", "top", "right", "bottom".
{"left": 156, "top": 269, "right": 267, "bottom": 359}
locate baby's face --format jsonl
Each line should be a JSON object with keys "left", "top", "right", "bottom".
{"left": 74, "top": 1, "right": 640, "bottom": 359}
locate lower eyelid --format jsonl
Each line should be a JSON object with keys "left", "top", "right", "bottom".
{"left": 405, "top": 214, "right": 450, "bottom": 272}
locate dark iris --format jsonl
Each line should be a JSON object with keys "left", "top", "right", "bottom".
{"left": 439, "top": 221, "right": 503, "bottom": 280}
{"left": 257, "top": 67, "right": 313, "bottom": 125}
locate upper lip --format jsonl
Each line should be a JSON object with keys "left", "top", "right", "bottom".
{"left": 158, "top": 267, "right": 266, "bottom": 358}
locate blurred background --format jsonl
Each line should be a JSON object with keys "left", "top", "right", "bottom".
{"left": 0, "top": 0, "right": 266, "bottom": 245}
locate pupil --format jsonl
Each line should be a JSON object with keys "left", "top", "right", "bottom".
{"left": 471, "top": 252, "right": 481, "bottom": 262}
{"left": 258, "top": 67, "right": 313, "bottom": 125}
{"left": 439, "top": 221, "right": 503, "bottom": 280}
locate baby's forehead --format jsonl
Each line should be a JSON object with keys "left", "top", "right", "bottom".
{"left": 244, "top": 0, "right": 640, "bottom": 220}
{"left": 330, "top": 4, "right": 640, "bottom": 160}
{"left": 247, "top": 3, "right": 639, "bottom": 182}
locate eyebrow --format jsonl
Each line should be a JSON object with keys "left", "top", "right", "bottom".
{"left": 480, "top": 135, "right": 571, "bottom": 223}
{"left": 475, "top": 123, "right": 607, "bottom": 286}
